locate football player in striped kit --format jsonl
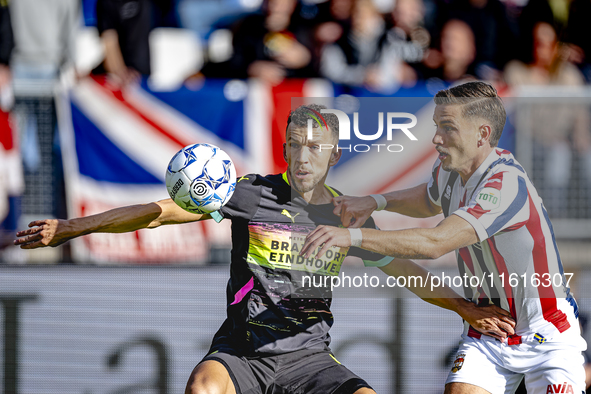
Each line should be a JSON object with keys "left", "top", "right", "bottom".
{"left": 302, "top": 81, "right": 587, "bottom": 394}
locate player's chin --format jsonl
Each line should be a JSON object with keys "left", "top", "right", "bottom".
{"left": 293, "top": 180, "right": 316, "bottom": 194}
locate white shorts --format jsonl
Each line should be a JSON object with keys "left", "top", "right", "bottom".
{"left": 445, "top": 326, "right": 587, "bottom": 394}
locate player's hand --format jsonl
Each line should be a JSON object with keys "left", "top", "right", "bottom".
{"left": 301, "top": 225, "right": 351, "bottom": 259}
{"left": 14, "top": 219, "right": 71, "bottom": 249}
{"left": 332, "top": 195, "right": 377, "bottom": 228}
{"left": 458, "top": 301, "right": 516, "bottom": 342}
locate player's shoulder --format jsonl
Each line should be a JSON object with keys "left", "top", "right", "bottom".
{"left": 235, "top": 173, "right": 260, "bottom": 186}
{"left": 487, "top": 148, "right": 526, "bottom": 175}
{"left": 481, "top": 149, "right": 528, "bottom": 187}
{"left": 231, "top": 174, "right": 265, "bottom": 200}
{"left": 475, "top": 149, "right": 531, "bottom": 206}
{"left": 234, "top": 173, "right": 291, "bottom": 193}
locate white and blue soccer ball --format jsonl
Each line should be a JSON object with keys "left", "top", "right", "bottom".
{"left": 166, "top": 143, "right": 236, "bottom": 214}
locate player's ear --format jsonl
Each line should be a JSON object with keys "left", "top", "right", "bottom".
{"left": 329, "top": 147, "right": 342, "bottom": 166}
{"left": 478, "top": 124, "right": 492, "bottom": 147}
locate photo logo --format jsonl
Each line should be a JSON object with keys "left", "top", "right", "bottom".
{"left": 308, "top": 109, "right": 418, "bottom": 153}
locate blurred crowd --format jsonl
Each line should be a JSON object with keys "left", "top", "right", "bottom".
{"left": 192, "top": 0, "right": 591, "bottom": 93}
{"left": 0, "top": 0, "right": 590, "bottom": 92}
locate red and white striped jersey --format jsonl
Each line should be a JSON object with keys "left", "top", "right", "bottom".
{"left": 428, "top": 148, "right": 579, "bottom": 344}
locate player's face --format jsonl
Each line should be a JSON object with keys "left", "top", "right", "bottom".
{"left": 284, "top": 124, "right": 339, "bottom": 195}
{"left": 432, "top": 104, "right": 482, "bottom": 176}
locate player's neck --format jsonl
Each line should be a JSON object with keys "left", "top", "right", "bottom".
{"left": 459, "top": 147, "right": 494, "bottom": 185}
{"left": 286, "top": 171, "right": 333, "bottom": 204}
{"left": 301, "top": 185, "right": 333, "bottom": 205}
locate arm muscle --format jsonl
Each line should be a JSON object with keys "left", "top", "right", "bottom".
{"left": 362, "top": 214, "right": 478, "bottom": 259}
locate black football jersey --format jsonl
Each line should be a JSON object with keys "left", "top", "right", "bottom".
{"left": 209, "top": 173, "right": 391, "bottom": 355}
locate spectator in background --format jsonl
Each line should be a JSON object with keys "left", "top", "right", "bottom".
{"left": 0, "top": 0, "right": 12, "bottom": 96}
{"left": 0, "top": 0, "right": 23, "bottom": 254}
{"left": 93, "top": 0, "right": 153, "bottom": 86}
{"left": 519, "top": 0, "right": 569, "bottom": 45}
{"left": 505, "top": 22, "right": 583, "bottom": 86}
{"left": 504, "top": 22, "right": 589, "bottom": 217}
{"left": 202, "top": 0, "right": 313, "bottom": 85}
{"left": 565, "top": 0, "right": 591, "bottom": 82}
{"left": 314, "top": 0, "right": 354, "bottom": 45}
{"left": 433, "top": 0, "right": 517, "bottom": 81}
{"left": 313, "top": 0, "right": 354, "bottom": 73}
{"left": 320, "top": 0, "right": 406, "bottom": 93}
{"left": 387, "top": 0, "right": 429, "bottom": 66}
{"left": 418, "top": 19, "right": 477, "bottom": 82}
{"left": 9, "top": 0, "right": 79, "bottom": 82}
{"left": 8, "top": 0, "right": 77, "bottom": 224}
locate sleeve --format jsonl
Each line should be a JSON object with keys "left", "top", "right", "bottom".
{"left": 427, "top": 158, "right": 446, "bottom": 207}
{"left": 210, "top": 174, "right": 262, "bottom": 223}
{"left": 349, "top": 216, "right": 395, "bottom": 268}
{"left": 62, "top": 0, "right": 81, "bottom": 65}
{"left": 96, "top": 0, "right": 119, "bottom": 34}
{"left": 453, "top": 172, "right": 530, "bottom": 242}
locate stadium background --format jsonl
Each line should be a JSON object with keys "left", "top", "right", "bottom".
{"left": 2, "top": 0, "right": 591, "bottom": 392}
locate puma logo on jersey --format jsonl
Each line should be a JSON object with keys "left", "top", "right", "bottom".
{"left": 545, "top": 383, "right": 574, "bottom": 393}
{"left": 281, "top": 209, "right": 300, "bottom": 223}
{"left": 237, "top": 176, "right": 250, "bottom": 183}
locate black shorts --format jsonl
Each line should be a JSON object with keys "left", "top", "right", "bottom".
{"left": 200, "top": 348, "right": 372, "bottom": 394}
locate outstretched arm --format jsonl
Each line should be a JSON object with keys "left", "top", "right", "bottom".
{"left": 333, "top": 183, "right": 442, "bottom": 228}
{"left": 379, "top": 259, "right": 515, "bottom": 341}
{"left": 302, "top": 214, "right": 476, "bottom": 260}
{"left": 14, "top": 199, "right": 208, "bottom": 249}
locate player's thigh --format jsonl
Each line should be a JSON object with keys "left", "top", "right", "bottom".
{"left": 280, "top": 350, "right": 373, "bottom": 394}
{"left": 185, "top": 360, "right": 236, "bottom": 394}
{"left": 445, "top": 338, "right": 523, "bottom": 394}
{"left": 444, "top": 382, "right": 492, "bottom": 394}
{"left": 522, "top": 348, "right": 586, "bottom": 394}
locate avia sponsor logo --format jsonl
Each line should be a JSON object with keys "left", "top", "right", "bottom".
{"left": 308, "top": 109, "right": 418, "bottom": 153}
{"left": 546, "top": 382, "right": 574, "bottom": 393}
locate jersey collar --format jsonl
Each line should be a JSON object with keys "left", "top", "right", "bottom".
{"left": 464, "top": 147, "right": 504, "bottom": 191}
{"left": 282, "top": 171, "right": 339, "bottom": 197}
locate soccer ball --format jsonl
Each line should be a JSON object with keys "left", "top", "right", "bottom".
{"left": 166, "top": 143, "right": 236, "bottom": 214}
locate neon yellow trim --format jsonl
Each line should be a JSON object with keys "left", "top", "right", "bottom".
{"left": 282, "top": 171, "right": 339, "bottom": 197}
{"left": 248, "top": 320, "right": 292, "bottom": 332}
{"left": 324, "top": 185, "right": 339, "bottom": 197}
{"left": 330, "top": 354, "right": 342, "bottom": 364}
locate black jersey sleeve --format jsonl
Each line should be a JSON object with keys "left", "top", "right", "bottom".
{"left": 96, "top": 0, "right": 120, "bottom": 34}
{"left": 211, "top": 174, "right": 262, "bottom": 222}
{"left": 348, "top": 216, "right": 394, "bottom": 267}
